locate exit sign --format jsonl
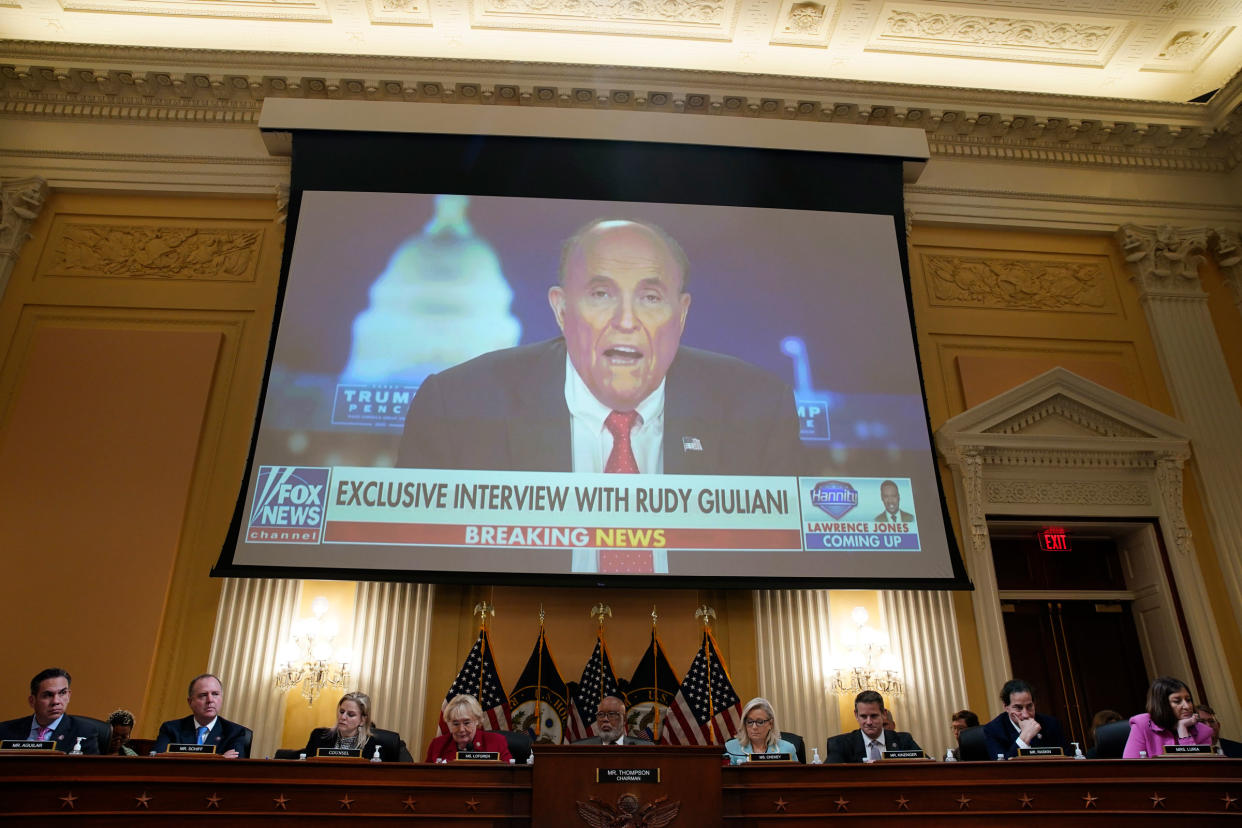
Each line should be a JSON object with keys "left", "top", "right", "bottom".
{"left": 1037, "top": 526, "right": 1071, "bottom": 552}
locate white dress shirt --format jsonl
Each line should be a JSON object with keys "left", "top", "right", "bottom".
{"left": 563, "top": 355, "right": 665, "bottom": 474}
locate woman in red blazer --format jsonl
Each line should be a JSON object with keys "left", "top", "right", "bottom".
{"left": 424, "top": 694, "right": 512, "bottom": 763}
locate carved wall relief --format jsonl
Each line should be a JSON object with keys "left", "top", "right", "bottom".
{"left": 45, "top": 222, "right": 263, "bottom": 281}
{"left": 922, "top": 253, "right": 1112, "bottom": 311}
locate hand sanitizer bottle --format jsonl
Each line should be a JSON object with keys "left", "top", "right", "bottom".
{"left": 298, "top": 752, "right": 307, "bottom": 760}
{"left": 525, "top": 750, "right": 534, "bottom": 765}
{"left": 810, "top": 747, "right": 822, "bottom": 765}
{"left": 996, "top": 753, "right": 1005, "bottom": 761}
{"left": 944, "top": 748, "right": 956, "bottom": 762}
{"left": 1072, "top": 742, "right": 1085, "bottom": 759}
{"left": 1138, "top": 750, "right": 1148, "bottom": 759}
{"left": 371, "top": 745, "right": 383, "bottom": 763}
{"left": 70, "top": 736, "right": 84, "bottom": 755}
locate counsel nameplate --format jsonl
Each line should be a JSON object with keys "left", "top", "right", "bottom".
{"left": 316, "top": 748, "right": 363, "bottom": 758}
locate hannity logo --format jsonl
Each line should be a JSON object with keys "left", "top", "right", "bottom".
{"left": 809, "top": 480, "right": 858, "bottom": 519}
{"left": 246, "top": 466, "right": 329, "bottom": 544}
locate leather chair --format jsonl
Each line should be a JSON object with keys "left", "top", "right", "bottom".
{"left": 238, "top": 726, "right": 254, "bottom": 759}
{"left": 957, "top": 724, "right": 990, "bottom": 761}
{"left": 76, "top": 716, "right": 112, "bottom": 755}
{"left": 780, "top": 730, "right": 807, "bottom": 764}
{"left": 273, "top": 748, "right": 302, "bottom": 760}
{"left": 495, "top": 729, "right": 532, "bottom": 764}
{"left": 1090, "top": 719, "right": 1131, "bottom": 759}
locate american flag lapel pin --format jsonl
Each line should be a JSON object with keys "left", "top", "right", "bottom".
{"left": 682, "top": 436, "right": 703, "bottom": 452}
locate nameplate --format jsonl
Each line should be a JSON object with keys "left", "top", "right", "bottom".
{"left": 1017, "top": 746, "right": 1064, "bottom": 758}
{"left": 748, "top": 752, "right": 793, "bottom": 762}
{"left": 597, "top": 768, "right": 660, "bottom": 783}
{"left": 455, "top": 751, "right": 500, "bottom": 762}
{"left": 316, "top": 748, "right": 362, "bottom": 758}
{"left": 883, "top": 750, "right": 926, "bottom": 760}
{"left": 1162, "top": 744, "right": 1214, "bottom": 756}
{"left": 0, "top": 740, "right": 55, "bottom": 751}
{"left": 165, "top": 743, "right": 217, "bottom": 755}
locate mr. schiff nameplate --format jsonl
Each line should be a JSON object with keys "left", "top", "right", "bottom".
{"left": 164, "top": 743, "right": 217, "bottom": 755}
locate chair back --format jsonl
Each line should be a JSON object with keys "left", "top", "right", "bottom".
{"left": 273, "top": 748, "right": 302, "bottom": 760}
{"left": 239, "top": 727, "right": 254, "bottom": 759}
{"left": 779, "top": 731, "right": 807, "bottom": 764}
{"left": 76, "top": 716, "right": 112, "bottom": 755}
{"left": 1092, "top": 719, "right": 1131, "bottom": 759}
{"left": 494, "top": 730, "right": 532, "bottom": 764}
{"left": 957, "top": 724, "right": 989, "bottom": 761}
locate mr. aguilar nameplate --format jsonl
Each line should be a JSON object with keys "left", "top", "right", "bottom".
{"left": 316, "top": 748, "right": 362, "bottom": 758}
{"left": 748, "top": 752, "right": 792, "bottom": 762}
{"left": 0, "top": 740, "right": 55, "bottom": 751}
{"left": 456, "top": 750, "right": 500, "bottom": 761}
{"left": 882, "top": 750, "right": 926, "bottom": 760}
{"left": 1162, "top": 744, "right": 1214, "bottom": 756}
{"left": 1017, "top": 746, "right": 1065, "bottom": 758}
{"left": 165, "top": 743, "right": 217, "bottom": 754}
{"left": 597, "top": 768, "right": 660, "bottom": 783}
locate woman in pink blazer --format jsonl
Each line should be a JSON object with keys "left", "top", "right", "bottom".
{"left": 1123, "top": 676, "right": 1214, "bottom": 758}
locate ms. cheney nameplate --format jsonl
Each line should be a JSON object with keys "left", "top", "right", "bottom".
{"left": 597, "top": 768, "right": 660, "bottom": 783}
{"left": 748, "top": 752, "right": 793, "bottom": 762}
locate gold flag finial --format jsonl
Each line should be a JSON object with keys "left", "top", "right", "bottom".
{"left": 590, "top": 603, "right": 612, "bottom": 632}
{"left": 651, "top": 605, "right": 659, "bottom": 628}
{"left": 538, "top": 603, "right": 546, "bottom": 628}
{"left": 473, "top": 601, "right": 494, "bottom": 630}
{"left": 695, "top": 605, "right": 716, "bottom": 630}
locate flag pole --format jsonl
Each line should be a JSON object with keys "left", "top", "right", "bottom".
{"left": 535, "top": 604, "right": 545, "bottom": 740}
{"left": 696, "top": 605, "right": 717, "bottom": 744}
{"left": 651, "top": 606, "right": 661, "bottom": 743}
{"left": 590, "top": 603, "right": 612, "bottom": 710}
{"left": 473, "top": 601, "right": 494, "bottom": 702}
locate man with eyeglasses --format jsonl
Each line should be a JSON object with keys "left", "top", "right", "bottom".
{"left": 572, "top": 695, "right": 653, "bottom": 745}
{"left": 1196, "top": 704, "right": 1242, "bottom": 758}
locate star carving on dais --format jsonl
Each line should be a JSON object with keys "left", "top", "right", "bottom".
{"left": 338, "top": 794, "right": 355, "bottom": 810}
{"left": 402, "top": 795, "right": 418, "bottom": 811}
{"left": 273, "top": 793, "right": 290, "bottom": 810}
{"left": 1018, "top": 792, "right": 1035, "bottom": 809}
{"left": 773, "top": 797, "right": 789, "bottom": 812}
{"left": 1150, "top": 791, "right": 1167, "bottom": 809}
{"left": 464, "top": 796, "right": 480, "bottom": 812}
{"left": 1082, "top": 791, "right": 1098, "bottom": 808}
{"left": 894, "top": 794, "right": 910, "bottom": 810}
{"left": 1222, "top": 793, "right": 1237, "bottom": 810}
{"left": 834, "top": 795, "right": 850, "bottom": 812}
{"left": 205, "top": 792, "right": 222, "bottom": 809}
{"left": 59, "top": 792, "right": 78, "bottom": 809}
{"left": 955, "top": 793, "right": 971, "bottom": 809}
{"left": 134, "top": 791, "right": 153, "bottom": 808}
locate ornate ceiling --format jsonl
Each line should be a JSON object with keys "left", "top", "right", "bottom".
{"left": 2, "top": 0, "right": 1241, "bottom": 105}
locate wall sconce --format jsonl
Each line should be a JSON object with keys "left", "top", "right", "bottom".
{"left": 828, "top": 606, "right": 903, "bottom": 697}
{"left": 274, "top": 596, "right": 352, "bottom": 706}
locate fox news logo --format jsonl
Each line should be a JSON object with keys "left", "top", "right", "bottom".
{"left": 810, "top": 480, "right": 858, "bottom": 519}
{"left": 247, "top": 466, "right": 329, "bottom": 543}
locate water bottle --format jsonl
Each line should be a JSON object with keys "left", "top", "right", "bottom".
{"left": 298, "top": 753, "right": 307, "bottom": 761}
{"left": 810, "top": 747, "right": 822, "bottom": 765}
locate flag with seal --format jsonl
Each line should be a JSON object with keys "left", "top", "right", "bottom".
{"left": 508, "top": 628, "right": 571, "bottom": 744}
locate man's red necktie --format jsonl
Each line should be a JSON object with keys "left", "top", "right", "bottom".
{"left": 600, "top": 410, "right": 653, "bottom": 573}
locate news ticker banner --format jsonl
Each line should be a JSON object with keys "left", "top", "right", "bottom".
{"left": 245, "top": 466, "right": 920, "bottom": 554}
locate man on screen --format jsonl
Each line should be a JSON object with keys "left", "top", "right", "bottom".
{"left": 874, "top": 480, "right": 914, "bottom": 523}
{"left": 397, "top": 218, "right": 803, "bottom": 476}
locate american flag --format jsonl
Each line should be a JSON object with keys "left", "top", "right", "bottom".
{"left": 439, "top": 629, "right": 511, "bottom": 735}
{"left": 566, "top": 636, "right": 623, "bottom": 743}
{"left": 660, "top": 630, "right": 742, "bottom": 745}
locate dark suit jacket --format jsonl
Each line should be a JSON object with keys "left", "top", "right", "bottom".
{"left": 397, "top": 338, "right": 803, "bottom": 476}
{"left": 825, "top": 729, "right": 921, "bottom": 763}
{"left": 572, "top": 734, "right": 655, "bottom": 746}
{"left": 302, "top": 726, "right": 406, "bottom": 762}
{"left": 982, "top": 711, "right": 1068, "bottom": 759}
{"left": 874, "top": 510, "right": 914, "bottom": 522}
{"left": 0, "top": 714, "right": 101, "bottom": 754}
{"left": 1221, "top": 737, "right": 1242, "bottom": 758}
{"left": 154, "top": 715, "right": 252, "bottom": 757}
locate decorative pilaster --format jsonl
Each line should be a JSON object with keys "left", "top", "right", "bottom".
{"left": 1210, "top": 228, "right": 1242, "bottom": 314}
{"left": 878, "top": 590, "right": 968, "bottom": 761}
{"left": 1117, "top": 223, "right": 1242, "bottom": 636}
{"left": 0, "top": 176, "right": 49, "bottom": 300}
{"left": 349, "top": 582, "right": 435, "bottom": 755}
{"left": 752, "top": 589, "right": 835, "bottom": 757}
{"left": 207, "top": 578, "right": 301, "bottom": 759}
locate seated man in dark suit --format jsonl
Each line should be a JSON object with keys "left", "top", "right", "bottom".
{"left": 1197, "top": 704, "right": 1242, "bottom": 758}
{"left": 573, "top": 695, "right": 654, "bottom": 746}
{"left": 982, "top": 678, "right": 1069, "bottom": 759}
{"left": 0, "top": 668, "right": 100, "bottom": 753}
{"left": 154, "top": 673, "right": 252, "bottom": 757}
{"left": 825, "top": 690, "right": 921, "bottom": 762}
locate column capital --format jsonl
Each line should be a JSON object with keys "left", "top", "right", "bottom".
{"left": 0, "top": 176, "right": 49, "bottom": 300}
{"left": 1210, "top": 228, "right": 1242, "bottom": 312}
{"left": 1115, "top": 224, "right": 1211, "bottom": 299}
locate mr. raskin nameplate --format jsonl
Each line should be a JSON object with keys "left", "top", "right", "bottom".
{"left": 1162, "top": 744, "right": 1214, "bottom": 756}
{"left": 316, "top": 748, "right": 362, "bottom": 758}
{"left": 456, "top": 751, "right": 500, "bottom": 761}
{"left": 165, "top": 743, "right": 217, "bottom": 754}
{"left": 1017, "top": 746, "right": 1064, "bottom": 757}
{"left": 0, "top": 740, "right": 55, "bottom": 751}
{"left": 883, "top": 750, "right": 926, "bottom": 760}
{"left": 748, "top": 752, "right": 793, "bottom": 762}
{"left": 597, "top": 768, "right": 660, "bottom": 783}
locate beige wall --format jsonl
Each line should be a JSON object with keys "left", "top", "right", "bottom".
{"left": 2, "top": 191, "right": 1238, "bottom": 746}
